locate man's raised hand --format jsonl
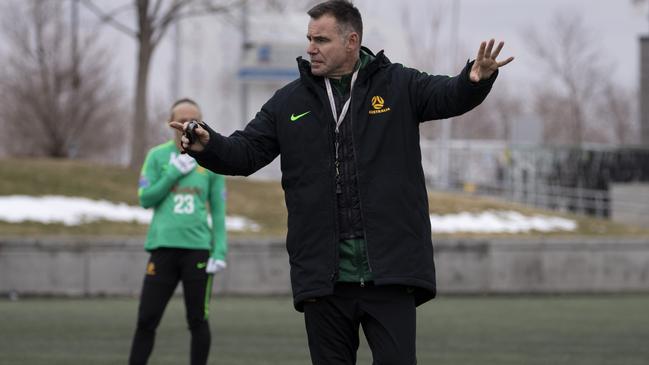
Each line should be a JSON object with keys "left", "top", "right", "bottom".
{"left": 169, "top": 120, "right": 210, "bottom": 153}
{"left": 469, "top": 39, "right": 514, "bottom": 83}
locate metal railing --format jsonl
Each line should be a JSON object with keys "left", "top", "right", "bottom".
{"left": 421, "top": 140, "right": 649, "bottom": 218}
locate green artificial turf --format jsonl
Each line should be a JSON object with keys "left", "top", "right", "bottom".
{"left": 0, "top": 295, "right": 648, "bottom": 365}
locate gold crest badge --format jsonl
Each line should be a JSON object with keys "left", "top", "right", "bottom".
{"left": 369, "top": 95, "right": 391, "bottom": 115}
{"left": 371, "top": 95, "right": 385, "bottom": 109}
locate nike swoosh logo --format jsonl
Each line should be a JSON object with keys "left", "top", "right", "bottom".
{"left": 290, "top": 111, "right": 311, "bottom": 122}
{"left": 196, "top": 262, "right": 207, "bottom": 269}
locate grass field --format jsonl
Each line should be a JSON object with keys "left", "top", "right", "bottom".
{"left": 1, "top": 295, "right": 648, "bottom": 365}
{"left": 2, "top": 157, "right": 649, "bottom": 237}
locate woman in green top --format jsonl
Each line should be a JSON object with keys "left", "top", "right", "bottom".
{"left": 129, "top": 99, "right": 227, "bottom": 365}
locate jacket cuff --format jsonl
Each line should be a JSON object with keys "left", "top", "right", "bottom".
{"left": 462, "top": 59, "right": 498, "bottom": 88}
{"left": 188, "top": 121, "right": 222, "bottom": 160}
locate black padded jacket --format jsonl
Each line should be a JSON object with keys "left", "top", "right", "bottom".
{"left": 189, "top": 47, "right": 497, "bottom": 311}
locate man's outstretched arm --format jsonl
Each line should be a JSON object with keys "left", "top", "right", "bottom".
{"left": 170, "top": 105, "right": 280, "bottom": 176}
{"left": 412, "top": 38, "right": 514, "bottom": 122}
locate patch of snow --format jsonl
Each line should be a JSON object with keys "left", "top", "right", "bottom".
{"left": 0, "top": 195, "right": 260, "bottom": 232}
{"left": 429, "top": 211, "right": 576, "bottom": 233}
{"left": 0, "top": 196, "right": 576, "bottom": 234}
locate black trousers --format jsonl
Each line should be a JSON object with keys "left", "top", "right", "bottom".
{"left": 129, "top": 248, "right": 212, "bottom": 365}
{"left": 303, "top": 283, "right": 417, "bottom": 365}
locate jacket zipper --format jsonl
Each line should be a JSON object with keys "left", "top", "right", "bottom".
{"left": 348, "top": 92, "right": 373, "bottom": 276}
{"left": 329, "top": 91, "right": 341, "bottom": 283}
{"left": 342, "top": 123, "right": 355, "bottom": 239}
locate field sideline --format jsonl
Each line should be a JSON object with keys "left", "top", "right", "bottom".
{"left": 1, "top": 295, "right": 648, "bottom": 364}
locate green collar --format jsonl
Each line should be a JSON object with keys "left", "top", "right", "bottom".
{"left": 330, "top": 49, "right": 374, "bottom": 95}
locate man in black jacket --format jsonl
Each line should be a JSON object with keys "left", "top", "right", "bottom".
{"left": 171, "top": 1, "right": 513, "bottom": 363}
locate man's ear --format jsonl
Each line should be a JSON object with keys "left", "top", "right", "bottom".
{"left": 347, "top": 32, "right": 359, "bottom": 51}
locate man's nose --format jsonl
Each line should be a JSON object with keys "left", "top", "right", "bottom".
{"left": 306, "top": 42, "right": 317, "bottom": 55}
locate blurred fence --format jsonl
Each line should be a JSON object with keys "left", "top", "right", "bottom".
{"left": 247, "top": 139, "right": 649, "bottom": 218}
{"left": 422, "top": 140, "right": 649, "bottom": 218}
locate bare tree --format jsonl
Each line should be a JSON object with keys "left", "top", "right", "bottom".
{"left": 526, "top": 13, "right": 608, "bottom": 145}
{"left": 450, "top": 104, "right": 499, "bottom": 140}
{"left": 81, "top": 0, "right": 242, "bottom": 168}
{"left": 448, "top": 83, "right": 524, "bottom": 141}
{"left": 534, "top": 87, "right": 628, "bottom": 145}
{"left": 258, "top": 0, "right": 311, "bottom": 12}
{"left": 401, "top": 1, "right": 445, "bottom": 73}
{"left": 534, "top": 90, "right": 574, "bottom": 145}
{"left": 597, "top": 82, "right": 638, "bottom": 145}
{"left": 400, "top": 1, "right": 447, "bottom": 140}
{"left": 492, "top": 85, "right": 524, "bottom": 142}
{"left": 0, "top": 0, "right": 127, "bottom": 159}
{"left": 527, "top": 12, "right": 639, "bottom": 146}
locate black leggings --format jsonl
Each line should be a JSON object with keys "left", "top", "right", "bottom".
{"left": 129, "top": 248, "right": 212, "bottom": 365}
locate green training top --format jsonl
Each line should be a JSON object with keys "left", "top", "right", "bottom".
{"left": 138, "top": 140, "right": 227, "bottom": 260}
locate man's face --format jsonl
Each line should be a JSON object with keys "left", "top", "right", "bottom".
{"left": 169, "top": 103, "right": 201, "bottom": 139}
{"left": 306, "top": 15, "right": 355, "bottom": 77}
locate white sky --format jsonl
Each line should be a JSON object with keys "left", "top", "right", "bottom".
{"left": 358, "top": 0, "right": 648, "bottom": 91}
{"left": 86, "top": 0, "right": 647, "bottom": 100}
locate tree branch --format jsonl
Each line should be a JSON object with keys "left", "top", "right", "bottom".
{"left": 104, "top": 3, "right": 135, "bottom": 20}
{"left": 174, "top": 5, "right": 236, "bottom": 21}
{"left": 151, "top": 0, "right": 242, "bottom": 46}
{"left": 150, "top": 0, "right": 191, "bottom": 47}
{"left": 79, "top": 0, "right": 137, "bottom": 38}
{"left": 151, "top": 0, "right": 165, "bottom": 19}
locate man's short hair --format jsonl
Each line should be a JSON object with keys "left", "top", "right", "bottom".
{"left": 308, "top": 0, "right": 363, "bottom": 42}
{"left": 169, "top": 98, "right": 201, "bottom": 121}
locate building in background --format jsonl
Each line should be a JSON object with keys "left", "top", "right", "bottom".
{"left": 640, "top": 36, "right": 649, "bottom": 147}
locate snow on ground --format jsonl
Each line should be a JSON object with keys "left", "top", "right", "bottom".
{"left": 0, "top": 196, "right": 577, "bottom": 234}
{"left": 429, "top": 211, "right": 576, "bottom": 233}
{"left": 0, "top": 195, "right": 260, "bottom": 232}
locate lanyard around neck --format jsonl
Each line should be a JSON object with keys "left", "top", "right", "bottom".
{"left": 325, "top": 69, "right": 359, "bottom": 133}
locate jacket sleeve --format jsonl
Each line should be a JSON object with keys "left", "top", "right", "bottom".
{"left": 409, "top": 60, "right": 498, "bottom": 122}
{"left": 138, "top": 150, "right": 183, "bottom": 209}
{"left": 189, "top": 100, "right": 280, "bottom": 176}
{"left": 208, "top": 173, "right": 227, "bottom": 261}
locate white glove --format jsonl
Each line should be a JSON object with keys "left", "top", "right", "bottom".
{"left": 170, "top": 153, "right": 196, "bottom": 175}
{"left": 206, "top": 258, "right": 227, "bottom": 274}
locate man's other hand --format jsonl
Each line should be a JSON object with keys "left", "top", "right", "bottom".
{"left": 469, "top": 39, "right": 514, "bottom": 82}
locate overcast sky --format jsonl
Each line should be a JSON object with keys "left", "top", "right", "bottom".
{"left": 152, "top": 0, "right": 645, "bottom": 90}
{"left": 357, "top": 0, "right": 648, "bottom": 91}
{"left": 70, "top": 0, "right": 648, "bottom": 111}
